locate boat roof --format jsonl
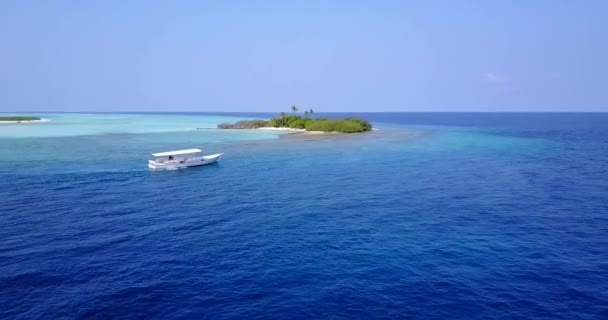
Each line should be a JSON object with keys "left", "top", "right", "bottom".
{"left": 153, "top": 149, "right": 202, "bottom": 157}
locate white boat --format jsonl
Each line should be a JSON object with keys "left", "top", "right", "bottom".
{"left": 148, "top": 148, "right": 223, "bottom": 170}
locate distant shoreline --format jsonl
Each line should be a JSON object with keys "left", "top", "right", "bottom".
{"left": 0, "top": 118, "right": 50, "bottom": 124}
{"left": 256, "top": 127, "right": 306, "bottom": 132}
{"left": 256, "top": 127, "right": 343, "bottom": 135}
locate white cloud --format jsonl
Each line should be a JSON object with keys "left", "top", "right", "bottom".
{"left": 485, "top": 72, "right": 510, "bottom": 82}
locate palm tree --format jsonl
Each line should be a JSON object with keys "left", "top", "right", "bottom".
{"left": 279, "top": 112, "right": 287, "bottom": 127}
{"left": 304, "top": 110, "right": 310, "bottom": 118}
{"left": 291, "top": 106, "right": 298, "bottom": 113}
{"left": 309, "top": 109, "right": 314, "bottom": 117}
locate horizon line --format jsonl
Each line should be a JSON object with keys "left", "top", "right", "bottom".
{"left": 1, "top": 110, "right": 608, "bottom": 114}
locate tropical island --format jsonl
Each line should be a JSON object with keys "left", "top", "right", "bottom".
{"left": 0, "top": 116, "right": 42, "bottom": 122}
{"left": 218, "top": 107, "right": 372, "bottom": 133}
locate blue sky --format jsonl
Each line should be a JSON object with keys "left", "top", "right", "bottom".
{"left": 0, "top": 0, "right": 606, "bottom": 112}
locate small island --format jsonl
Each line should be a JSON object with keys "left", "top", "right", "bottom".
{"left": 0, "top": 116, "right": 41, "bottom": 122}
{"left": 218, "top": 107, "right": 372, "bottom": 133}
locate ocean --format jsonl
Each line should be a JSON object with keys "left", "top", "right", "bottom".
{"left": 1, "top": 112, "right": 607, "bottom": 319}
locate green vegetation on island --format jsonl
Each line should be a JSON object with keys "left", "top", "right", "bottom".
{"left": 0, "top": 116, "right": 41, "bottom": 121}
{"left": 218, "top": 120, "right": 269, "bottom": 129}
{"left": 218, "top": 107, "right": 372, "bottom": 133}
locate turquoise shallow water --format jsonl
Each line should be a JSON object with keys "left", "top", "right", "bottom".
{"left": 1, "top": 113, "right": 607, "bottom": 319}
{"left": 0, "top": 113, "right": 277, "bottom": 138}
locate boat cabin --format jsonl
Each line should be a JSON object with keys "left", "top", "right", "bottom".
{"left": 151, "top": 148, "right": 202, "bottom": 163}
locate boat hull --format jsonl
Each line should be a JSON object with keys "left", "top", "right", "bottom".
{"left": 148, "top": 153, "right": 223, "bottom": 170}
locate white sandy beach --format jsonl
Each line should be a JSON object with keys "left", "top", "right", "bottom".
{"left": 256, "top": 127, "right": 350, "bottom": 136}
{"left": 0, "top": 118, "right": 51, "bottom": 124}
{"left": 257, "top": 127, "right": 343, "bottom": 134}
{"left": 256, "top": 127, "right": 306, "bottom": 132}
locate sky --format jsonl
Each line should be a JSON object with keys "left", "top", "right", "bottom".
{"left": 0, "top": 0, "right": 607, "bottom": 112}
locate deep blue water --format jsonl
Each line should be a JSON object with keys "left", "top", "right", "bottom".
{"left": 1, "top": 113, "right": 607, "bottom": 319}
